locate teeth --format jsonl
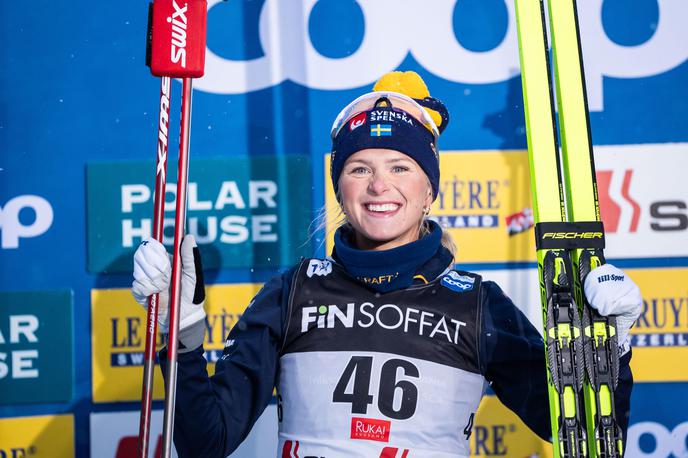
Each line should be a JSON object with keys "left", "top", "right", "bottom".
{"left": 366, "top": 203, "right": 399, "bottom": 212}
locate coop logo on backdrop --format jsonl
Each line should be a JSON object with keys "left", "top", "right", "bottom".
{"left": 626, "top": 421, "right": 688, "bottom": 458}
{"left": 198, "top": 0, "right": 688, "bottom": 111}
{"left": 0, "top": 195, "right": 53, "bottom": 249}
{"left": 86, "top": 156, "right": 311, "bottom": 273}
{"left": 0, "top": 291, "right": 73, "bottom": 405}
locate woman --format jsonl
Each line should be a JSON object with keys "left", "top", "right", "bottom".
{"left": 132, "top": 72, "right": 641, "bottom": 458}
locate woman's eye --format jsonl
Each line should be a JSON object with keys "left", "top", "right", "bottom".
{"left": 350, "top": 166, "right": 369, "bottom": 174}
{"left": 392, "top": 166, "right": 409, "bottom": 173}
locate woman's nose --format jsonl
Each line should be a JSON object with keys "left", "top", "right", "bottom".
{"left": 368, "top": 173, "right": 390, "bottom": 194}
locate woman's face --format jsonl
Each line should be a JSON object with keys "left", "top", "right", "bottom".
{"left": 338, "top": 148, "right": 433, "bottom": 251}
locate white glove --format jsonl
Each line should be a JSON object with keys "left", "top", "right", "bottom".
{"left": 132, "top": 235, "right": 206, "bottom": 334}
{"left": 584, "top": 263, "right": 642, "bottom": 354}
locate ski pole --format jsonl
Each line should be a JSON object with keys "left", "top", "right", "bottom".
{"left": 140, "top": 1, "right": 207, "bottom": 456}
{"left": 161, "top": 75, "right": 194, "bottom": 458}
{"left": 137, "top": 74, "right": 171, "bottom": 458}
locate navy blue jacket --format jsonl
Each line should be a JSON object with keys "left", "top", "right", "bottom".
{"left": 159, "top": 260, "right": 633, "bottom": 458}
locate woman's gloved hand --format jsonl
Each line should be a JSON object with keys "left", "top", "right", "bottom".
{"left": 584, "top": 263, "right": 643, "bottom": 355}
{"left": 131, "top": 235, "right": 206, "bottom": 350}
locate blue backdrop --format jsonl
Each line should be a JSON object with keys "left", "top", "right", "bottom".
{"left": 1, "top": 1, "right": 687, "bottom": 457}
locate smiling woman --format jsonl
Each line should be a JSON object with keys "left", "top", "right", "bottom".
{"left": 338, "top": 149, "right": 433, "bottom": 251}
{"left": 130, "top": 70, "right": 641, "bottom": 458}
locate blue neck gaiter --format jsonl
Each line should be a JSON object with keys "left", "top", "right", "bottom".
{"left": 332, "top": 220, "right": 452, "bottom": 293}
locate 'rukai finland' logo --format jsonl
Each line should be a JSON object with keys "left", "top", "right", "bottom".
{"left": 351, "top": 417, "right": 391, "bottom": 442}
{"left": 441, "top": 271, "right": 475, "bottom": 293}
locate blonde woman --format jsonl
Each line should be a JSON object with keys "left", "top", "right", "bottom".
{"left": 132, "top": 72, "right": 641, "bottom": 458}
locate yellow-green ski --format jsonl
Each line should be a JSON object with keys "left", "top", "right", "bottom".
{"left": 515, "top": 1, "right": 623, "bottom": 457}
{"left": 547, "top": 1, "right": 622, "bottom": 456}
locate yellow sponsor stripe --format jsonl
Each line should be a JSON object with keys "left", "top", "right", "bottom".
{"left": 0, "top": 415, "right": 74, "bottom": 457}
{"left": 632, "top": 347, "right": 688, "bottom": 382}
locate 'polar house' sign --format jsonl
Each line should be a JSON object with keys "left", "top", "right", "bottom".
{"left": 86, "top": 156, "right": 312, "bottom": 273}
{"left": 0, "top": 290, "right": 73, "bottom": 405}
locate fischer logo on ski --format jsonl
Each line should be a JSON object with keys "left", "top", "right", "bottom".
{"left": 535, "top": 222, "right": 606, "bottom": 250}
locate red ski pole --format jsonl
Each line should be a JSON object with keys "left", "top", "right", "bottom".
{"left": 140, "top": 1, "right": 207, "bottom": 456}
{"left": 161, "top": 75, "right": 193, "bottom": 458}
{"left": 137, "top": 74, "right": 171, "bottom": 458}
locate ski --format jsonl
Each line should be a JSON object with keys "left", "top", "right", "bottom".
{"left": 514, "top": 1, "right": 623, "bottom": 457}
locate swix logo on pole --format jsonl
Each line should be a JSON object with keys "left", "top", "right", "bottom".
{"left": 149, "top": 0, "right": 207, "bottom": 77}
{"left": 156, "top": 77, "right": 171, "bottom": 181}
{"left": 168, "top": 1, "right": 188, "bottom": 68}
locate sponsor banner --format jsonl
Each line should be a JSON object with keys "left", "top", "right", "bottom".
{"left": 629, "top": 267, "right": 688, "bottom": 382}
{"left": 91, "top": 283, "right": 262, "bottom": 403}
{"left": 595, "top": 143, "right": 688, "bottom": 259}
{"left": 325, "top": 151, "right": 536, "bottom": 263}
{"left": 90, "top": 406, "right": 277, "bottom": 458}
{"left": 327, "top": 144, "right": 688, "bottom": 263}
{"left": 86, "top": 156, "right": 311, "bottom": 273}
{"left": 0, "top": 291, "right": 73, "bottom": 405}
{"left": 0, "top": 414, "right": 74, "bottom": 457}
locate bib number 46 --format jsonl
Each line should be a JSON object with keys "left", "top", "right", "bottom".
{"left": 332, "top": 356, "right": 419, "bottom": 420}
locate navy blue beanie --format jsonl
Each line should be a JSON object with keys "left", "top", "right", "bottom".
{"left": 331, "top": 104, "right": 440, "bottom": 199}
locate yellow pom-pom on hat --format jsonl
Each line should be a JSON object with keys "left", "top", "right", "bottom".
{"left": 331, "top": 70, "right": 447, "bottom": 200}
{"left": 373, "top": 71, "right": 430, "bottom": 99}
{"left": 373, "top": 71, "right": 450, "bottom": 134}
